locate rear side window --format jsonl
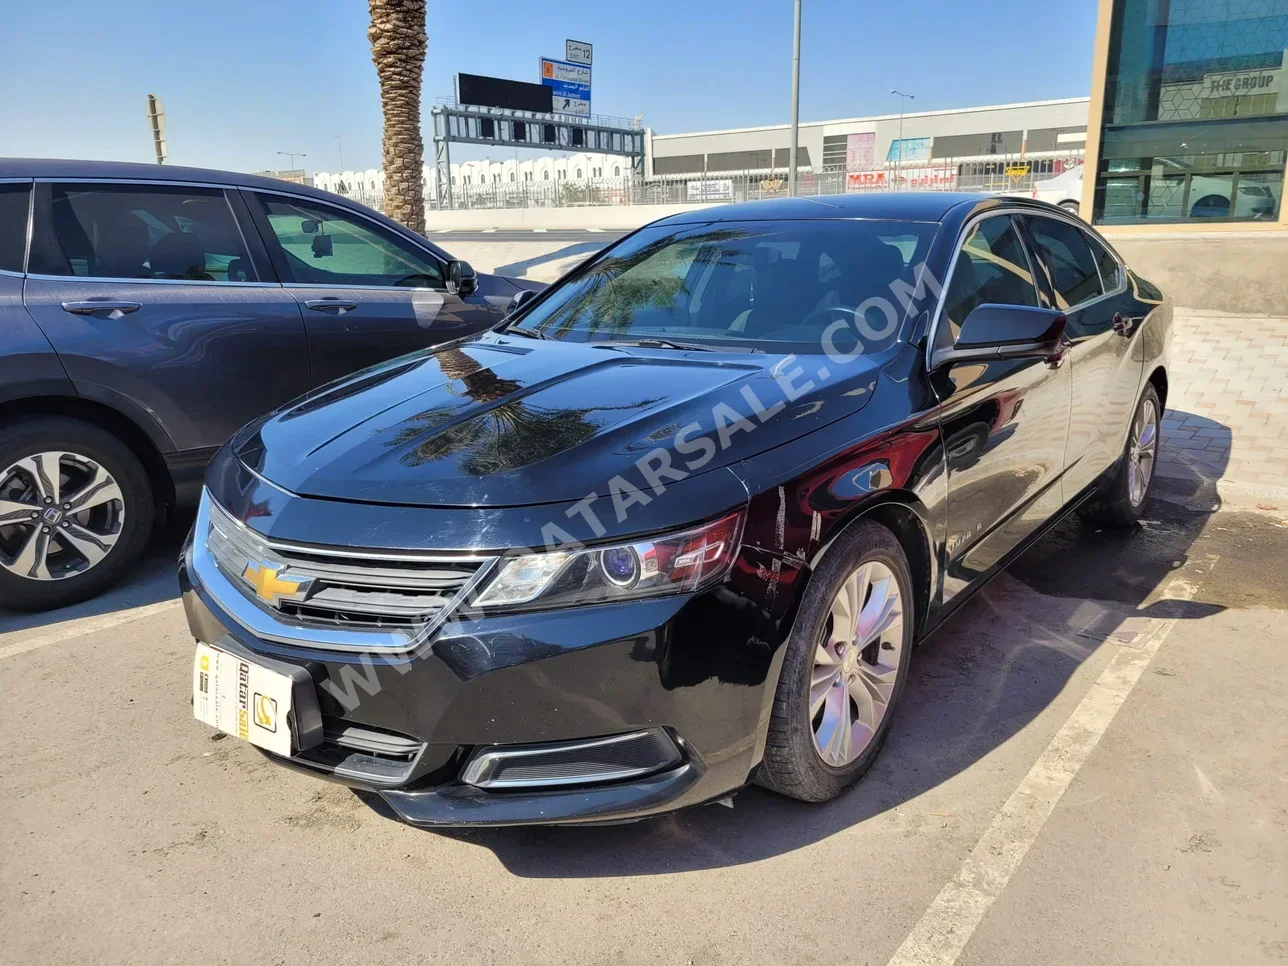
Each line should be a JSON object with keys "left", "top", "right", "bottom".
{"left": 30, "top": 184, "right": 256, "bottom": 282}
{"left": 940, "top": 216, "right": 1038, "bottom": 339}
{"left": 1083, "top": 231, "right": 1122, "bottom": 293}
{"left": 1024, "top": 216, "right": 1103, "bottom": 310}
{"left": 0, "top": 183, "right": 30, "bottom": 273}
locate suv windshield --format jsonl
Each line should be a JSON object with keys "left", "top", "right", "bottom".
{"left": 512, "top": 219, "right": 937, "bottom": 353}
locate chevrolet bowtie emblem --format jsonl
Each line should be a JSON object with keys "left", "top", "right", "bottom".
{"left": 242, "top": 560, "right": 308, "bottom": 606}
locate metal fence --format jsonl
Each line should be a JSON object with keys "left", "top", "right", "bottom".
{"left": 331, "top": 152, "right": 1084, "bottom": 214}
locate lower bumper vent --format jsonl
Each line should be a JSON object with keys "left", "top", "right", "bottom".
{"left": 288, "top": 719, "right": 426, "bottom": 786}
{"left": 460, "top": 729, "right": 683, "bottom": 791}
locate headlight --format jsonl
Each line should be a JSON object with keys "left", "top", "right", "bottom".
{"left": 473, "top": 509, "right": 745, "bottom": 611}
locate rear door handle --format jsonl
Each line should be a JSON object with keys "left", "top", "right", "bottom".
{"left": 1112, "top": 313, "right": 1144, "bottom": 336}
{"left": 303, "top": 298, "right": 358, "bottom": 315}
{"left": 61, "top": 300, "right": 141, "bottom": 319}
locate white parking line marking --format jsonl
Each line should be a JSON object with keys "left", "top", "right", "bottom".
{"left": 434, "top": 229, "right": 452, "bottom": 234}
{"left": 885, "top": 557, "right": 1217, "bottom": 966}
{"left": 0, "top": 599, "right": 183, "bottom": 661}
{"left": 586, "top": 228, "right": 604, "bottom": 232}
{"left": 482, "top": 228, "right": 497, "bottom": 233}
{"left": 532, "top": 228, "right": 548, "bottom": 233}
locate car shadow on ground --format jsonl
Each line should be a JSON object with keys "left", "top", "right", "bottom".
{"left": 372, "top": 492, "right": 1228, "bottom": 875}
{"left": 1154, "top": 410, "right": 1232, "bottom": 503}
{"left": 0, "top": 509, "right": 194, "bottom": 635}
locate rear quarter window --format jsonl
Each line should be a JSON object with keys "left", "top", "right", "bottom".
{"left": 0, "top": 184, "right": 30, "bottom": 273}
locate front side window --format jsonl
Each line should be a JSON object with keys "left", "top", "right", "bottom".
{"left": 32, "top": 184, "right": 255, "bottom": 282}
{"left": 512, "top": 219, "right": 937, "bottom": 353}
{"left": 0, "top": 183, "right": 30, "bottom": 273}
{"left": 940, "top": 216, "right": 1038, "bottom": 339}
{"left": 1024, "top": 216, "right": 1103, "bottom": 310}
{"left": 255, "top": 195, "right": 442, "bottom": 289}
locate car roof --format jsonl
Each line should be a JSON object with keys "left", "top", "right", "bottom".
{"left": 0, "top": 157, "right": 342, "bottom": 203}
{"left": 654, "top": 192, "right": 996, "bottom": 226}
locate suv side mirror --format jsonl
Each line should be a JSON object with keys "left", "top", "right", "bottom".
{"left": 932, "top": 304, "right": 1066, "bottom": 368}
{"left": 310, "top": 234, "right": 333, "bottom": 258}
{"left": 507, "top": 288, "right": 537, "bottom": 316}
{"left": 447, "top": 260, "right": 478, "bottom": 297}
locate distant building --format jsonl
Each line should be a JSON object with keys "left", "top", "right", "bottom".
{"left": 1084, "top": 0, "right": 1287, "bottom": 229}
{"left": 646, "top": 97, "right": 1091, "bottom": 180}
{"left": 254, "top": 169, "right": 312, "bottom": 186}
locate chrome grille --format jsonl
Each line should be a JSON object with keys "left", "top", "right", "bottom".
{"left": 205, "top": 495, "right": 493, "bottom": 633}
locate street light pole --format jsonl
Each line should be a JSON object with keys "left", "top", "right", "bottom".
{"left": 890, "top": 90, "right": 914, "bottom": 186}
{"left": 276, "top": 151, "right": 306, "bottom": 174}
{"left": 788, "top": 0, "right": 802, "bottom": 197}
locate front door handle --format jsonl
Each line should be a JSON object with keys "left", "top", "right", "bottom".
{"left": 304, "top": 298, "right": 358, "bottom": 315}
{"left": 1044, "top": 337, "right": 1071, "bottom": 369}
{"left": 1112, "top": 313, "right": 1144, "bottom": 336}
{"left": 61, "top": 300, "right": 141, "bottom": 319}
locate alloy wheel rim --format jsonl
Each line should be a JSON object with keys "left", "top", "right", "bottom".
{"left": 810, "top": 560, "right": 905, "bottom": 767}
{"left": 1127, "top": 398, "right": 1158, "bottom": 508}
{"left": 0, "top": 451, "right": 125, "bottom": 581}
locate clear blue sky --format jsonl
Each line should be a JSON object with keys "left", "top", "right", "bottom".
{"left": 0, "top": 0, "right": 1099, "bottom": 174}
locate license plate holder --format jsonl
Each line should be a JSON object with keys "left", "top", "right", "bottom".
{"left": 193, "top": 642, "right": 297, "bottom": 756}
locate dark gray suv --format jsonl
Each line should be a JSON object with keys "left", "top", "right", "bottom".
{"left": 0, "top": 159, "right": 537, "bottom": 611}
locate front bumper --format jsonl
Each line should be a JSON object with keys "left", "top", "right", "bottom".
{"left": 180, "top": 536, "right": 803, "bottom": 827}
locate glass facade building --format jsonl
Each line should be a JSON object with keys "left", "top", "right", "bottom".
{"left": 1091, "top": 0, "right": 1288, "bottom": 225}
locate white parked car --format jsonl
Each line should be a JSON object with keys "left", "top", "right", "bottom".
{"left": 1030, "top": 167, "right": 1084, "bottom": 213}
{"left": 1030, "top": 166, "right": 1278, "bottom": 220}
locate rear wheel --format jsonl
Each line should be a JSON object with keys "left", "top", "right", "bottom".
{"left": 0, "top": 418, "right": 154, "bottom": 611}
{"left": 1078, "top": 384, "right": 1161, "bottom": 527}
{"left": 756, "top": 520, "right": 914, "bottom": 803}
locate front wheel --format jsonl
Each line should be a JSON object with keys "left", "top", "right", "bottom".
{"left": 1078, "top": 384, "right": 1161, "bottom": 527}
{"left": 0, "top": 418, "right": 154, "bottom": 611}
{"left": 756, "top": 520, "right": 914, "bottom": 803}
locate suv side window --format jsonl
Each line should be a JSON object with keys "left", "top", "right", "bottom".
{"left": 940, "top": 215, "right": 1039, "bottom": 339}
{"left": 30, "top": 183, "right": 256, "bottom": 282}
{"left": 253, "top": 194, "right": 443, "bottom": 289}
{"left": 1083, "top": 230, "right": 1123, "bottom": 293}
{"left": 1024, "top": 216, "right": 1103, "bottom": 310}
{"left": 0, "top": 184, "right": 30, "bottom": 273}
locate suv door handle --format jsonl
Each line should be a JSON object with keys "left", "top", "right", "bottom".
{"left": 61, "top": 300, "right": 141, "bottom": 319}
{"left": 1112, "top": 313, "right": 1143, "bottom": 336}
{"left": 304, "top": 298, "right": 358, "bottom": 315}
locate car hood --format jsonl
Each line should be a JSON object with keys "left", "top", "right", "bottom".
{"left": 235, "top": 334, "right": 882, "bottom": 508}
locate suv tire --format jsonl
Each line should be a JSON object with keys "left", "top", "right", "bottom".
{"left": 0, "top": 418, "right": 154, "bottom": 612}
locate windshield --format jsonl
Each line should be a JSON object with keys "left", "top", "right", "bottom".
{"left": 511, "top": 219, "right": 938, "bottom": 353}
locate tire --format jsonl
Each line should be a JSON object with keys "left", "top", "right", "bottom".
{"left": 1078, "top": 384, "right": 1161, "bottom": 528}
{"left": 756, "top": 520, "right": 914, "bottom": 803}
{"left": 1191, "top": 195, "right": 1229, "bottom": 218}
{"left": 0, "top": 418, "right": 154, "bottom": 611}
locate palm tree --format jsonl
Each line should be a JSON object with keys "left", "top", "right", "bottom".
{"left": 368, "top": 0, "right": 427, "bottom": 233}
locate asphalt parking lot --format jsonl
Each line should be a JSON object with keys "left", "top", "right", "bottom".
{"left": 4, "top": 488, "right": 1287, "bottom": 965}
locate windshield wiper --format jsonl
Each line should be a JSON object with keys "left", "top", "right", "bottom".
{"left": 593, "top": 338, "right": 715, "bottom": 352}
{"left": 500, "top": 324, "right": 548, "bottom": 340}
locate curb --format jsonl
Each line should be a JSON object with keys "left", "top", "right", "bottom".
{"left": 1153, "top": 472, "right": 1288, "bottom": 512}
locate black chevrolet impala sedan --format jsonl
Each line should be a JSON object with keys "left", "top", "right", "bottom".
{"left": 182, "top": 193, "right": 1171, "bottom": 826}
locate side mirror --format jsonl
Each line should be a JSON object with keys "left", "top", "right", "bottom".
{"left": 932, "top": 304, "right": 1066, "bottom": 368}
{"left": 507, "top": 288, "right": 537, "bottom": 316}
{"left": 447, "top": 260, "right": 478, "bottom": 297}
{"left": 301, "top": 219, "right": 321, "bottom": 234}
{"left": 310, "top": 234, "right": 333, "bottom": 258}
